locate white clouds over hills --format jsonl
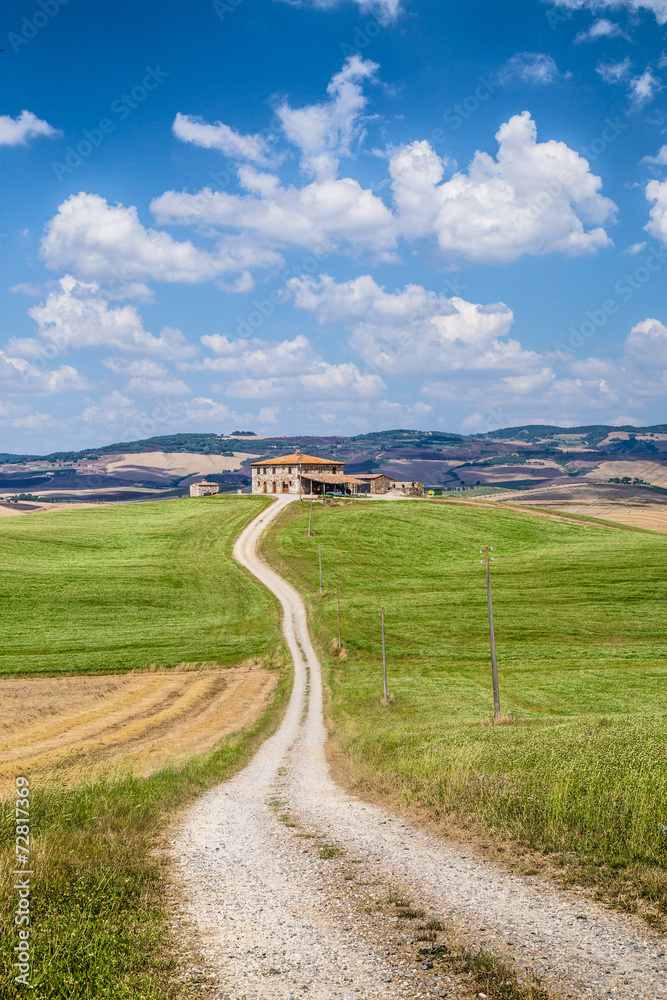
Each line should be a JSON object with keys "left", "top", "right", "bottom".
{"left": 390, "top": 112, "right": 615, "bottom": 263}
{"left": 287, "top": 273, "right": 528, "bottom": 378}
{"left": 195, "top": 331, "right": 385, "bottom": 401}
{"left": 155, "top": 60, "right": 616, "bottom": 268}
{"left": 286, "top": 272, "right": 667, "bottom": 419}
{"left": 0, "top": 350, "right": 89, "bottom": 395}
{"left": 41, "top": 193, "right": 282, "bottom": 291}
{"left": 9, "top": 276, "right": 197, "bottom": 361}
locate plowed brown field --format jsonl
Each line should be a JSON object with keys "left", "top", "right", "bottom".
{"left": 0, "top": 665, "right": 277, "bottom": 794}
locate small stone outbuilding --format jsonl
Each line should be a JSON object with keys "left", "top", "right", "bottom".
{"left": 353, "top": 473, "right": 397, "bottom": 494}
{"left": 190, "top": 480, "right": 220, "bottom": 497}
{"left": 396, "top": 481, "right": 425, "bottom": 496}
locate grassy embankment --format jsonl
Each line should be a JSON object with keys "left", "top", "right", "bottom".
{"left": 263, "top": 499, "right": 667, "bottom": 926}
{"left": 0, "top": 497, "right": 287, "bottom": 999}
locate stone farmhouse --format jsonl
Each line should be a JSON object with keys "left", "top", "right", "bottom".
{"left": 251, "top": 451, "right": 353, "bottom": 495}
{"left": 251, "top": 451, "right": 424, "bottom": 497}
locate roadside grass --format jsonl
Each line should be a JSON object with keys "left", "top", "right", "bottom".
{"left": 0, "top": 493, "right": 289, "bottom": 996}
{"left": 0, "top": 659, "right": 292, "bottom": 999}
{"left": 263, "top": 499, "right": 667, "bottom": 925}
{"left": 0, "top": 496, "right": 277, "bottom": 675}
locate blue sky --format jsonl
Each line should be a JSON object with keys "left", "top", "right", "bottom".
{"left": 2, "top": 0, "right": 667, "bottom": 451}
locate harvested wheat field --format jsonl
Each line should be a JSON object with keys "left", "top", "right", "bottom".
{"left": 0, "top": 664, "right": 277, "bottom": 794}
{"left": 483, "top": 480, "right": 667, "bottom": 532}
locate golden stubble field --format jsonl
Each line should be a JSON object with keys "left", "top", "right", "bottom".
{"left": 0, "top": 664, "right": 277, "bottom": 795}
{"left": 482, "top": 481, "right": 667, "bottom": 532}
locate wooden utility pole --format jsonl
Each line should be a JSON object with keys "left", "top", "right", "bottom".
{"left": 318, "top": 545, "right": 323, "bottom": 595}
{"left": 482, "top": 545, "right": 500, "bottom": 719}
{"left": 379, "top": 605, "right": 387, "bottom": 700}
{"left": 308, "top": 499, "right": 313, "bottom": 536}
{"left": 336, "top": 586, "right": 342, "bottom": 648}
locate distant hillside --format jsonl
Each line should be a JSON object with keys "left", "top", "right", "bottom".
{"left": 5, "top": 424, "right": 665, "bottom": 466}
{"left": 3, "top": 425, "right": 667, "bottom": 494}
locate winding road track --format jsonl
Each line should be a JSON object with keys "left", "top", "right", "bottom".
{"left": 172, "top": 496, "right": 667, "bottom": 999}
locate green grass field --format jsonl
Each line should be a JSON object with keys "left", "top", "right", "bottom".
{"left": 0, "top": 495, "right": 288, "bottom": 998}
{"left": 0, "top": 497, "right": 279, "bottom": 675}
{"left": 263, "top": 499, "right": 667, "bottom": 924}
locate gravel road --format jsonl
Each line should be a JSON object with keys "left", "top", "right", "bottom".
{"left": 171, "top": 495, "right": 667, "bottom": 999}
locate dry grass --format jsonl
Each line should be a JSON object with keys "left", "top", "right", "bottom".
{"left": 0, "top": 664, "right": 278, "bottom": 795}
{"left": 480, "top": 482, "right": 667, "bottom": 533}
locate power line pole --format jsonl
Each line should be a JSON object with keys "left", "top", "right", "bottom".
{"left": 379, "top": 605, "right": 387, "bottom": 700}
{"left": 318, "top": 545, "right": 323, "bottom": 595}
{"left": 481, "top": 545, "right": 500, "bottom": 720}
{"left": 336, "top": 586, "right": 342, "bottom": 649}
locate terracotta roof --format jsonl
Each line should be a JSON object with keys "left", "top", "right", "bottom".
{"left": 194, "top": 480, "right": 218, "bottom": 485}
{"left": 303, "top": 473, "right": 365, "bottom": 484}
{"left": 251, "top": 453, "right": 343, "bottom": 467}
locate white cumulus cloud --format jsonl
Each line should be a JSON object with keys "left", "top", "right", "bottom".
{"left": 197, "top": 333, "right": 319, "bottom": 377}
{"left": 40, "top": 192, "right": 281, "bottom": 290}
{"left": 152, "top": 173, "right": 396, "bottom": 254}
{"left": 226, "top": 362, "right": 385, "bottom": 400}
{"left": 389, "top": 112, "right": 616, "bottom": 263}
{"left": 629, "top": 68, "right": 662, "bottom": 104}
{"left": 575, "top": 17, "right": 625, "bottom": 39}
{"left": 625, "top": 317, "right": 667, "bottom": 368}
{"left": 641, "top": 144, "right": 667, "bottom": 166}
{"left": 126, "top": 376, "right": 192, "bottom": 397}
{"left": 172, "top": 113, "right": 276, "bottom": 166}
{"left": 596, "top": 57, "right": 632, "bottom": 83}
{"left": 0, "top": 110, "right": 60, "bottom": 146}
{"left": 645, "top": 178, "right": 667, "bottom": 243}
{"left": 287, "top": 273, "right": 534, "bottom": 379}
{"left": 9, "top": 276, "right": 197, "bottom": 360}
{"left": 102, "top": 358, "right": 169, "bottom": 377}
{"left": 0, "top": 350, "right": 90, "bottom": 395}
{"left": 277, "top": 55, "right": 378, "bottom": 180}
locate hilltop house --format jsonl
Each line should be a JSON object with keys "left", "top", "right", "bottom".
{"left": 251, "top": 451, "right": 362, "bottom": 495}
{"left": 251, "top": 450, "right": 425, "bottom": 497}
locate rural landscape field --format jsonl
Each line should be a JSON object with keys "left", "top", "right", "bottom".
{"left": 2, "top": 462, "right": 667, "bottom": 998}
{"left": 0, "top": 496, "right": 289, "bottom": 998}
{"left": 263, "top": 499, "right": 667, "bottom": 922}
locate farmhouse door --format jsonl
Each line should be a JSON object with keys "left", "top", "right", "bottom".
{"left": 282, "top": 482, "right": 289, "bottom": 493}
{"left": 272, "top": 482, "right": 277, "bottom": 493}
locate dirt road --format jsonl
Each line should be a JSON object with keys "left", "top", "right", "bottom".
{"left": 172, "top": 496, "right": 667, "bottom": 999}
